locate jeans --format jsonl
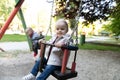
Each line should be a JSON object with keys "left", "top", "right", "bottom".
{"left": 31, "top": 58, "right": 61, "bottom": 80}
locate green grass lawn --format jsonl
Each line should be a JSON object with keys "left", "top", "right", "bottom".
{"left": 0, "top": 34, "right": 52, "bottom": 42}
{"left": 0, "top": 34, "right": 27, "bottom": 42}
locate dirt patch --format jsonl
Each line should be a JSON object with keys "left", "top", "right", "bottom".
{"left": 0, "top": 50, "right": 120, "bottom": 80}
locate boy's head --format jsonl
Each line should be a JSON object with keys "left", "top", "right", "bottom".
{"left": 26, "top": 27, "right": 34, "bottom": 37}
{"left": 55, "top": 19, "right": 68, "bottom": 37}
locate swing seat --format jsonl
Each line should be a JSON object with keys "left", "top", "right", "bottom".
{"left": 39, "top": 43, "right": 78, "bottom": 80}
{"left": 52, "top": 68, "right": 77, "bottom": 80}
{"left": 51, "top": 46, "right": 78, "bottom": 80}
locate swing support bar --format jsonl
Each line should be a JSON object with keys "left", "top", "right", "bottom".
{"left": 15, "top": 0, "right": 33, "bottom": 51}
{"left": 0, "top": 0, "right": 24, "bottom": 39}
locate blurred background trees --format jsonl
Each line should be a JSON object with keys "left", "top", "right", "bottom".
{"left": 104, "top": 0, "right": 120, "bottom": 36}
{"left": 0, "top": 0, "right": 14, "bottom": 20}
{"left": 54, "top": 0, "right": 115, "bottom": 23}
{"left": 0, "top": 0, "right": 13, "bottom": 28}
{"left": 0, "top": 0, "right": 120, "bottom": 37}
{"left": 54, "top": 0, "right": 120, "bottom": 36}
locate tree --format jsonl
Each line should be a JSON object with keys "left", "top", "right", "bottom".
{"left": 105, "top": 1, "right": 120, "bottom": 36}
{"left": 54, "top": 0, "right": 115, "bottom": 25}
{"left": 0, "top": 0, "right": 14, "bottom": 20}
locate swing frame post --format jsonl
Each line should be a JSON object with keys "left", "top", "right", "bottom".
{"left": 71, "top": 50, "right": 77, "bottom": 72}
{"left": 0, "top": 0, "right": 24, "bottom": 39}
{"left": 15, "top": 0, "right": 33, "bottom": 51}
{"left": 39, "top": 43, "right": 46, "bottom": 72}
{"left": 18, "top": 8, "right": 33, "bottom": 51}
{"left": 61, "top": 49, "right": 70, "bottom": 74}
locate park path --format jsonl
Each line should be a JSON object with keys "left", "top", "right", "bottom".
{"left": 0, "top": 42, "right": 29, "bottom": 51}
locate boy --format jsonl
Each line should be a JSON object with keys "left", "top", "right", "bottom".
{"left": 23, "top": 19, "right": 71, "bottom": 80}
{"left": 26, "top": 27, "right": 43, "bottom": 60}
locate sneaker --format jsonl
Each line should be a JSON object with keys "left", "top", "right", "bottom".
{"left": 22, "top": 73, "right": 36, "bottom": 80}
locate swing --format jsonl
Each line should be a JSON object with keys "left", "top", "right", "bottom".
{"left": 39, "top": 42, "right": 78, "bottom": 80}
{"left": 38, "top": 19, "right": 80, "bottom": 80}
{"left": 38, "top": 0, "right": 83, "bottom": 79}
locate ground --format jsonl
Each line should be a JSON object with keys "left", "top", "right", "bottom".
{"left": 0, "top": 49, "right": 120, "bottom": 80}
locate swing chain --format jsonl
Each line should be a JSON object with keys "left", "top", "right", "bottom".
{"left": 75, "top": 26, "right": 78, "bottom": 45}
{"left": 73, "top": 0, "right": 83, "bottom": 45}
{"left": 45, "top": 0, "right": 54, "bottom": 39}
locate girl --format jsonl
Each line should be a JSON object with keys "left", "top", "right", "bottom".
{"left": 23, "top": 19, "right": 72, "bottom": 80}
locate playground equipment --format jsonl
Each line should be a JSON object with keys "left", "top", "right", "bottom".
{"left": 38, "top": 0, "right": 83, "bottom": 79}
{"left": 0, "top": 0, "right": 33, "bottom": 50}
{"left": 0, "top": 0, "right": 81, "bottom": 79}
{"left": 38, "top": 24, "right": 79, "bottom": 79}
{"left": 45, "top": 0, "right": 54, "bottom": 36}
{"left": 39, "top": 42, "right": 78, "bottom": 80}
{"left": 0, "top": 0, "right": 24, "bottom": 39}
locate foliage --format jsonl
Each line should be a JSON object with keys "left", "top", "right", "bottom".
{"left": 54, "top": 0, "right": 80, "bottom": 19}
{"left": 104, "top": 1, "right": 120, "bottom": 36}
{"left": 54, "top": 0, "right": 115, "bottom": 23}
{"left": 104, "top": 18, "right": 120, "bottom": 36}
{"left": 0, "top": 0, "right": 14, "bottom": 20}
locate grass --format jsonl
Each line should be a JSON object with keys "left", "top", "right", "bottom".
{"left": 44, "top": 36, "right": 52, "bottom": 40}
{"left": 0, "top": 34, "right": 27, "bottom": 42}
{"left": 79, "top": 43, "right": 120, "bottom": 52}
{"left": 0, "top": 34, "right": 52, "bottom": 42}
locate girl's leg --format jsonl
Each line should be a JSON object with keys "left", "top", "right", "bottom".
{"left": 36, "top": 65, "right": 61, "bottom": 80}
{"left": 22, "top": 58, "right": 47, "bottom": 80}
{"left": 31, "top": 58, "right": 46, "bottom": 76}
{"left": 30, "top": 60, "right": 40, "bottom": 76}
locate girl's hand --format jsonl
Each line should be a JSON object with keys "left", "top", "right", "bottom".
{"left": 54, "top": 43, "right": 64, "bottom": 48}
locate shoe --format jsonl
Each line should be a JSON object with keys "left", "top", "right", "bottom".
{"left": 22, "top": 73, "right": 36, "bottom": 80}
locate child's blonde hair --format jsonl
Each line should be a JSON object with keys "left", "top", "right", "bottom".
{"left": 55, "top": 19, "right": 68, "bottom": 32}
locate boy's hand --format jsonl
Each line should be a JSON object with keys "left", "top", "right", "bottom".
{"left": 38, "top": 39, "right": 46, "bottom": 44}
{"left": 54, "top": 43, "right": 64, "bottom": 48}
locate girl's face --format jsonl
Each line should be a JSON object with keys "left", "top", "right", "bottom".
{"left": 55, "top": 22, "right": 68, "bottom": 37}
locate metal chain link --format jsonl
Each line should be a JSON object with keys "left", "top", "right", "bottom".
{"left": 69, "top": 0, "right": 83, "bottom": 45}
{"left": 45, "top": 0, "right": 54, "bottom": 39}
